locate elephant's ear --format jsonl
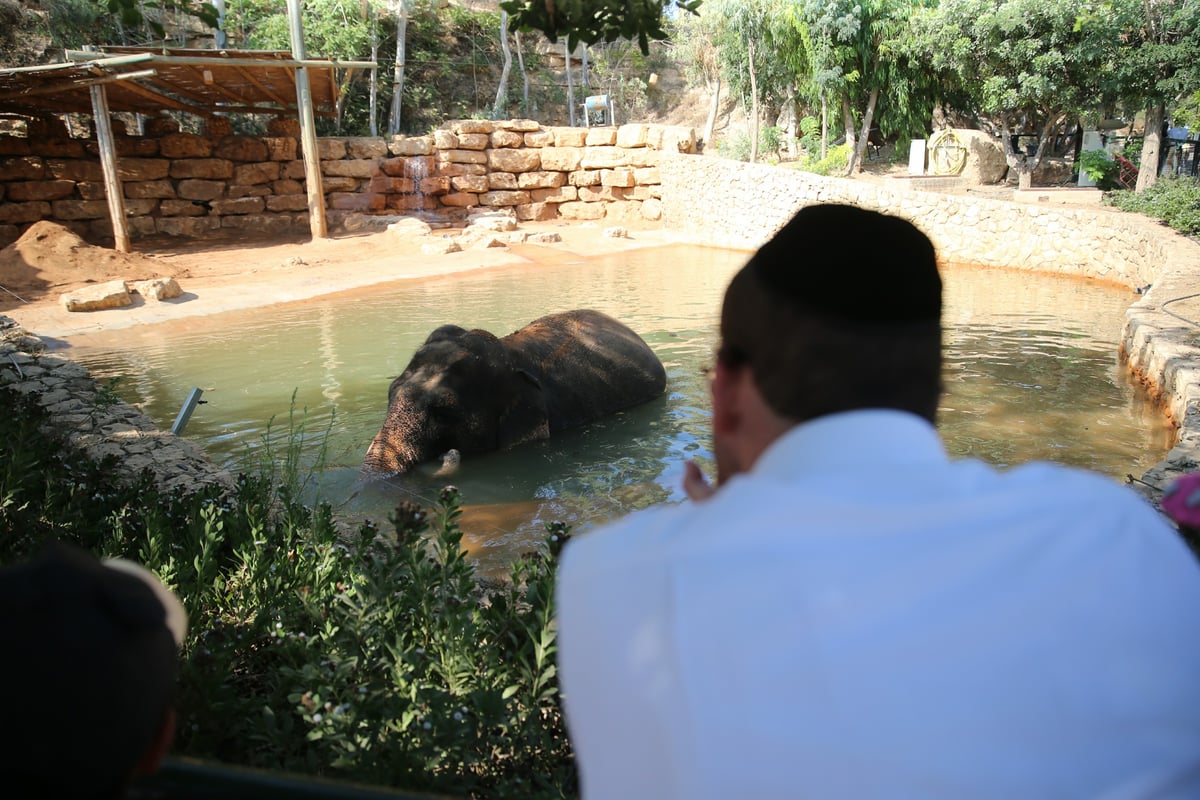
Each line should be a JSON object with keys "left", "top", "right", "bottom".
{"left": 498, "top": 368, "right": 549, "bottom": 449}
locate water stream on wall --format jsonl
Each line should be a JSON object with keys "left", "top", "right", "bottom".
{"left": 64, "top": 245, "right": 1173, "bottom": 576}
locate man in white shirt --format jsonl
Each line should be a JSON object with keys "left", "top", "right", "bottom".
{"left": 555, "top": 204, "right": 1200, "bottom": 799}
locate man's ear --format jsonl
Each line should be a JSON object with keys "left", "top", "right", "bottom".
{"left": 134, "top": 707, "right": 176, "bottom": 777}
{"left": 710, "top": 360, "right": 744, "bottom": 437}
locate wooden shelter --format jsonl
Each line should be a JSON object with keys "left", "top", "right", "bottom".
{"left": 0, "top": 46, "right": 376, "bottom": 249}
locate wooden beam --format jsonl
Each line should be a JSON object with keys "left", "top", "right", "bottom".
{"left": 232, "top": 64, "right": 293, "bottom": 108}
{"left": 89, "top": 82, "right": 130, "bottom": 253}
{"left": 288, "top": 0, "right": 328, "bottom": 240}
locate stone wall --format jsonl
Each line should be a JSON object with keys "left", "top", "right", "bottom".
{"left": 658, "top": 154, "right": 1167, "bottom": 291}
{"left": 0, "top": 117, "right": 697, "bottom": 247}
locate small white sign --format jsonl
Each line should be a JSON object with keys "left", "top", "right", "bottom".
{"left": 908, "top": 140, "right": 927, "bottom": 175}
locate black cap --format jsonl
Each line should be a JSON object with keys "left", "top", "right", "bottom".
{"left": 0, "top": 543, "right": 185, "bottom": 798}
{"left": 745, "top": 204, "right": 941, "bottom": 324}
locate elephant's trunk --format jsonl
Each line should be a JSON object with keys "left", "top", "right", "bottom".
{"left": 362, "top": 399, "right": 426, "bottom": 476}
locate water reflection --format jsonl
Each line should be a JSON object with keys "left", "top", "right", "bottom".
{"left": 63, "top": 248, "right": 1172, "bottom": 575}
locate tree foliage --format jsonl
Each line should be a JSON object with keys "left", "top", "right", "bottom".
{"left": 500, "top": 0, "right": 701, "bottom": 54}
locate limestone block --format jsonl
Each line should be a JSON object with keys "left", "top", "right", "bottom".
{"left": 518, "top": 171, "right": 566, "bottom": 190}
{"left": 580, "top": 147, "right": 629, "bottom": 170}
{"left": 630, "top": 185, "right": 662, "bottom": 200}
{"left": 466, "top": 211, "right": 517, "bottom": 232}
{"left": 438, "top": 149, "right": 489, "bottom": 165}
{"left": 454, "top": 120, "right": 496, "bottom": 135}
{"left": 282, "top": 160, "right": 307, "bottom": 180}
{"left": 380, "top": 157, "right": 407, "bottom": 177}
{"left": 46, "top": 159, "right": 101, "bottom": 182}
{"left": 108, "top": 137, "right": 159, "bottom": 157}
{"left": 214, "top": 136, "right": 269, "bottom": 162}
{"left": 388, "top": 217, "right": 434, "bottom": 237}
{"left": 634, "top": 166, "right": 661, "bottom": 185}
{"left": 158, "top": 133, "right": 212, "bottom": 158}
{"left": 557, "top": 201, "right": 606, "bottom": 220}
{"left": 489, "top": 172, "right": 519, "bottom": 190}
{"left": 346, "top": 137, "right": 388, "bottom": 159}
{"left": 234, "top": 162, "right": 281, "bottom": 185}
{"left": 452, "top": 174, "right": 490, "bottom": 193}
{"left": 159, "top": 199, "right": 208, "bottom": 217}
{"left": 391, "top": 136, "right": 434, "bottom": 156}
{"left": 604, "top": 201, "right": 644, "bottom": 223}
{"left": 170, "top": 159, "right": 233, "bottom": 180}
{"left": 263, "top": 137, "right": 298, "bottom": 161}
{"left": 616, "top": 124, "right": 648, "bottom": 148}
{"left": 954, "top": 129, "right": 1008, "bottom": 185}
{"left": 204, "top": 117, "right": 234, "bottom": 138}
{"left": 553, "top": 128, "right": 587, "bottom": 147}
{"left": 603, "top": 226, "right": 630, "bottom": 238}
{"left": 37, "top": 140, "right": 85, "bottom": 158}
{"left": 0, "top": 137, "right": 32, "bottom": 156}
{"left": 116, "top": 158, "right": 170, "bottom": 181}
{"left": 128, "top": 277, "right": 182, "bottom": 301}
{"left": 228, "top": 184, "right": 271, "bottom": 199}
{"left": 379, "top": 176, "right": 415, "bottom": 193}
{"left": 515, "top": 203, "right": 556, "bottom": 221}
{"left": 420, "top": 176, "right": 451, "bottom": 194}
{"left": 268, "top": 118, "right": 301, "bottom": 137}
{"left": 322, "top": 176, "right": 359, "bottom": 192}
{"left": 317, "top": 139, "right": 348, "bottom": 160}
{"left": 458, "top": 133, "right": 490, "bottom": 150}
{"left": 477, "top": 190, "right": 529, "bottom": 207}
{"left": 641, "top": 197, "right": 663, "bottom": 221}
{"left": 530, "top": 186, "right": 577, "bottom": 203}
{"left": 569, "top": 170, "right": 602, "bottom": 187}
{"left": 433, "top": 130, "right": 459, "bottom": 149}
{"left": 266, "top": 194, "right": 310, "bottom": 212}
{"left": 328, "top": 192, "right": 385, "bottom": 211}
{"left": 7, "top": 180, "right": 76, "bottom": 202}
{"left": 422, "top": 239, "right": 461, "bottom": 255}
{"left": 0, "top": 201, "right": 49, "bottom": 224}
{"left": 123, "top": 198, "right": 158, "bottom": 216}
{"left": 524, "top": 229, "right": 563, "bottom": 241}
{"left": 2, "top": 156, "right": 44, "bottom": 181}
{"left": 539, "top": 147, "right": 583, "bottom": 172}
{"left": 155, "top": 216, "right": 221, "bottom": 237}
{"left": 123, "top": 180, "right": 175, "bottom": 200}
{"left": 210, "top": 196, "right": 265, "bottom": 215}
{"left": 144, "top": 117, "right": 180, "bottom": 136}
{"left": 442, "top": 192, "right": 479, "bottom": 207}
{"left": 466, "top": 233, "right": 508, "bottom": 249}
{"left": 221, "top": 213, "right": 300, "bottom": 234}
{"left": 628, "top": 149, "right": 660, "bottom": 168}
{"left": 524, "top": 130, "right": 555, "bottom": 147}
{"left": 663, "top": 126, "right": 698, "bottom": 153}
{"left": 586, "top": 129, "right": 618, "bottom": 146}
{"left": 177, "top": 179, "right": 224, "bottom": 201}
{"left": 322, "top": 159, "right": 378, "bottom": 178}
{"left": 436, "top": 162, "right": 488, "bottom": 177}
{"left": 491, "top": 130, "right": 524, "bottom": 148}
{"left": 390, "top": 194, "right": 439, "bottom": 211}
{"left": 125, "top": 217, "right": 158, "bottom": 237}
{"left": 501, "top": 119, "right": 540, "bottom": 132}
{"left": 272, "top": 179, "right": 304, "bottom": 195}
{"left": 50, "top": 199, "right": 109, "bottom": 220}
{"left": 601, "top": 168, "right": 635, "bottom": 188}
{"left": 487, "top": 148, "right": 541, "bottom": 173}
{"left": 62, "top": 280, "right": 131, "bottom": 312}
{"left": 578, "top": 185, "right": 631, "bottom": 202}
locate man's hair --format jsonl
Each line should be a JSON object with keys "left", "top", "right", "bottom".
{"left": 720, "top": 204, "right": 943, "bottom": 424}
{"left": 0, "top": 543, "right": 183, "bottom": 799}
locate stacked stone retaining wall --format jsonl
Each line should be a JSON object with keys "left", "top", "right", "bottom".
{"left": 0, "top": 117, "right": 697, "bottom": 247}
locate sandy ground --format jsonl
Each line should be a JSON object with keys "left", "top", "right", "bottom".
{"left": 0, "top": 218, "right": 683, "bottom": 342}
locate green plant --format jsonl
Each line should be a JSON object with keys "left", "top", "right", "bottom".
{"left": 1107, "top": 176, "right": 1200, "bottom": 237}
{"left": 800, "top": 143, "right": 851, "bottom": 175}
{"left": 1078, "top": 150, "right": 1119, "bottom": 190}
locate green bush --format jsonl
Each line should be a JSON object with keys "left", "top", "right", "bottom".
{"left": 1078, "top": 150, "right": 1119, "bottom": 191}
{"left": 1106, "top": 176, "right": 1200, "bottom": 237}
{"left": 801, "top": 143, "right": 851, "bottom": 176}
{"left": 0, "top": 385, "right": 576, "bottom": 798}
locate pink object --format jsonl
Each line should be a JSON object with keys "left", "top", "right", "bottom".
{"left": 1161, "top": 473, "right": 1200, "bottom": 528}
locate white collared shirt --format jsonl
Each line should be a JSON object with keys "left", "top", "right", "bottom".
{"left": 557, "top": 410, "right": 1200, "bottom": 799}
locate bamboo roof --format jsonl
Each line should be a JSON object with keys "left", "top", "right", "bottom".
{"left": 0, "top": 47, "right": 375, "bottom": 119}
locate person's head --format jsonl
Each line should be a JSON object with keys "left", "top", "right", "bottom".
{"left": 710, "top": 204, "right": 943, "bottom": 481}
{"left": 0, "top": 543, "right": 187, "bottom": 799}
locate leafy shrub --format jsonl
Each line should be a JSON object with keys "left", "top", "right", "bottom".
{"left": 1107, "top": 176, "right": 1200, "bottom": 237}
{"left": 801, "top": 143, "right": 851, "bottom": 176}
{"left": 0, "top": 385, "right": 576, "bottom": 798}
{"left": 1078, "top": 150, "right": 1119, "bottom": 191}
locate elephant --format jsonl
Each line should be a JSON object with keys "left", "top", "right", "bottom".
{"left": 362, "top": 309, "right": 667, "bottom": 475}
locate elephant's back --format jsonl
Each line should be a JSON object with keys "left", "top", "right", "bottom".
{"left": 506, "top": 310, "right": 667, "bottom": 432}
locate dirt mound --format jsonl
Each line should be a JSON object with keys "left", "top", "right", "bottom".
{"left": 0, "top": 221, "right": 182, "bottom": 307}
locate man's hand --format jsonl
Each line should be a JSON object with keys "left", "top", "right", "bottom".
{"left": 683, "top": 460, "right": 716, "bottom": 502}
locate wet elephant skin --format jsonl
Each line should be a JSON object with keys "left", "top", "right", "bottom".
{"left": 362, "top": 309, "right": 667, "bottom": 475}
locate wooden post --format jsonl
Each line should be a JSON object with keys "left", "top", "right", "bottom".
{"left": 287, "top": 0, "right": 328, "bottom": 239}
{"left": 88, "top": 83, "right": 131, "bottom": 252}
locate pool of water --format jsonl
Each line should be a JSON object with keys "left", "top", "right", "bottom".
{"left": 63, "top": 245, "right": 1173, "bottom": 575}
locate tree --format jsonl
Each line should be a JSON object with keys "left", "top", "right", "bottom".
{"left": 669, "top": 10, "right": 727, "bottom": 148}
{"left": 500, "top": 0, "right": 701, "bottom": 54}
{"left": 910, "top": 0, "right": 1108, "bottom": 189}
{"left": 492, "top": 10, "right": 513, "bottom": 119}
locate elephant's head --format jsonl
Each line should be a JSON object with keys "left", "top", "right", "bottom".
{"left": 362, "top": 325, "right": 549, "bottom": 475}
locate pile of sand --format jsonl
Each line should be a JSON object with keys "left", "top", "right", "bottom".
{"left": 0, "top": 221, "right": 182, "bottom": 308}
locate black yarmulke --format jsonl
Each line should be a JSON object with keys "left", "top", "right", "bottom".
{"left": 746, "top": 204, "right": 941, "bottom": 323}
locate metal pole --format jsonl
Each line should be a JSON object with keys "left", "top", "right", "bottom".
{"left": 170, "top": 388, "right": 205, "bottom": 435}
{"left": 287, "top": 0, "right": 329, "bottom": 239}
{"left": 89, "top": 82, "right": 131, "bottom": 252}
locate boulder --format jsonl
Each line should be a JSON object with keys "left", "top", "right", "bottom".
{"left": 954, "top": 129, "right": 1008, "bottom": 185}
{"left": 62, "top": 280, "right": 132, "bottom": 312}
{"left": 128, "top": 277, "right": 183, "bottom": 301}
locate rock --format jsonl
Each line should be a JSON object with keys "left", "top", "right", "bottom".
{"left": 387, "top": 217, "right": 434, "bottom": 238}
{"left": 62, "top": 280, "right": 132, "bottom": 312}
{"left": 953, "top": 129, "right": 1008, "bottom": 185}
{"left": 466, "top": 211, "right": 518, "bottom": 232}
{"left": 603, "top": 226, "right": 630, "bottom": 239}
{"left": 524, "top": 231, "right": 563, "bottom": 244}
{"left": 421, "top": 239, "right": 461, "bottom": 255}
{"left": 128, "top": 277, "right": 182, "bottom": 301}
